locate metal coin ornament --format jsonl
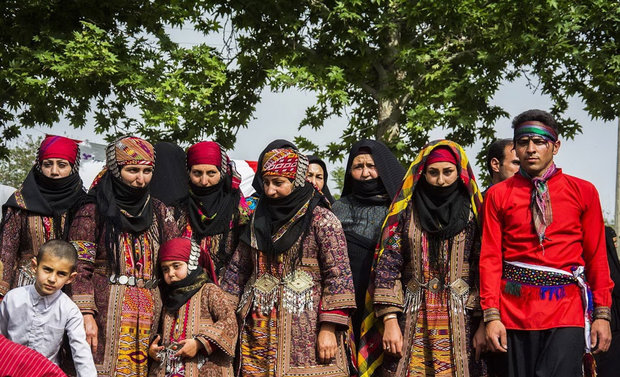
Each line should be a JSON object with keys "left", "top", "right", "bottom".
{"left": 252, "top": 274, "right": 280, "bottom": 315}
{"left": 282, "top": 270, "right": 314, "bottom": 315}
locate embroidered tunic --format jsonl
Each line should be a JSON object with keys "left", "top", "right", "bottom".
{"left": 480, "top": 170, "right": 613, "bottom": 329}
{"left": 148, "top": 283, "right": 237, "bottom": 377}
{"left": 372, "top": 207, "right": 483, "bottom": 377}
{"left": 69, "top": 200, "right": 179, "bottom": 376}
{"left": 0, "top": 208, "right": 68, "bottom": 296}
{"left": 178, "top": 197, "right": 252, "bottom": 284}
{"left": 221, "top": 206, "right": 356, "bottom": 377}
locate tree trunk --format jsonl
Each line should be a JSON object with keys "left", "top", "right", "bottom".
{"left": 376, "top": 96, "right": 401, "bottom": 143}
{"left": 374, "top": 8, "right": 404, "bottom": 144}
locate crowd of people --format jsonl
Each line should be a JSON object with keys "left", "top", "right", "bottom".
{"left": 0, "top": 108, "right": 617, "bottom": 377}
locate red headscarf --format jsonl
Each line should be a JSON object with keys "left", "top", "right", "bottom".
{"left": 425, "top": 146, "right": 458, "bottom": 166}
{"left": 38, "top": 135, "right": 81, "bottom": 165}
{"left": 159, "top": 237, "right": 191, "bottom": 263}
{"left": 187, "top": 141, "right": 222, "bottom": 168}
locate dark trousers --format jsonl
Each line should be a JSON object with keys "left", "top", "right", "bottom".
{"left": 499, "top": 327, "right": 585, "bottom": 377}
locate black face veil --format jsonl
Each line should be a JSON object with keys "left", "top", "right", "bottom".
{"left": 340, "top": 139, "right": 406, "bottom": 201}
{"left": 307, "top": 155, "right": 335, "bottom": 204}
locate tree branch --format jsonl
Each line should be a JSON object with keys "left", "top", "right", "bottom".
{"left": 361, "top": 82, "right": 378, "bottom": 99}
{"left": 373, "top": 61, "right": 388, "bottom": 84}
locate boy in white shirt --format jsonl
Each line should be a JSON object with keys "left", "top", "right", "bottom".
{"left": 0, "top": 239, "right": 96, "bottom": 377}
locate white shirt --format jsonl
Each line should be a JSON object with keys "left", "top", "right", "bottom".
{"left": 0, "top": 285, "right": 96, "bottom": 377}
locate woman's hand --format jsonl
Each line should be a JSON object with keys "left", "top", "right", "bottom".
{"left": 317, "top": 323, "right": 338, "bottom": 364}
{"left": 148, "top": 335, "right": 164, "bottom": 361}
{"left": 175, "top": 338, "right": 204, "bottom": 358}
{"left": 83, "top": 313, "right": 98, "bottom": 353}
{"left": 472, "top": 320, "right": 487, "bottom": 361}
{"left": 382, "top": 316, "right": 403, "bottom": 358}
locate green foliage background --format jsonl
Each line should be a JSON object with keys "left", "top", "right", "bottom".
{"left": 0, "top": 136, "right": 41, "bottom": 188}
{"left": 1, "top": 0, "right": 618, "bottom": 172}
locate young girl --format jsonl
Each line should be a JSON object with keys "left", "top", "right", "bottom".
{"left": 149, "top": 237, "right": 237, "bottom": 377}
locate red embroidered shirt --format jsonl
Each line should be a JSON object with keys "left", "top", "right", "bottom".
{"left": 480, "top": 169, "right": 613, "bottom": 330}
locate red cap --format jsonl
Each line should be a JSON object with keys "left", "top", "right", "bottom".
{"left": 187, "top": 141, "right": 222, "bottom": 168}
{"left": 426, "top": 146, "right": 457, "bottom": 166}
{"left": 159, "top": 238, "right": 191, "bottom": 263}
{"left": 39, "top": 135, "right": 81, "bottom": 165}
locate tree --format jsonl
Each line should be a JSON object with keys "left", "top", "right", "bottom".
{"left": 330, "top": 166, "right": 346, "bottom": 200}
{"left": 3, "top": 1, "right": 618, "bottom": 169}
{"left": 208, "top": 0, "right": 619, "bottom": 166}
{"left": 0, "top": 0, "right": 260, "bottom": 159}
{"left": 0, "top": 135, "right": 41, "bottom": 188}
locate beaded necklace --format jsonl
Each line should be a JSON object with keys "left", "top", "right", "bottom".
{"left": 182, "top": 224, "right": 218, "bottom": 284}
{"left": 42, "top": 216, "right": 53, "bottom": 241}
{"left": 170, "top": 298, "right": 191, "bottom": 342}
{"left": 163, "top": 299, "right": 191, "bottom": 377}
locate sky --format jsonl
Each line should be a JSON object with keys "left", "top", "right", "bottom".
{"left": 32, "top": 79, "right": 617, "bottom": 221}
{"left": 21, "top": 25, "right": 618, "bottom": 221}
{"left": 225, "top": 82, "right": 617, "bottom": 221}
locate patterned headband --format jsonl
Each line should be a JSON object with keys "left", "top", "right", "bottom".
{"left": 262, "top": 148, "right": 309, "bottom": 188}
{"left": 106, "top": 136, "right": 155, "bottom": 179}
{"left": 514, "top": 121, "right": 558, "bottom": 142}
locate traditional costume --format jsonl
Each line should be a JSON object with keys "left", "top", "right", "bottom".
{"left": 332, "top": 139, "right": 406, "bottom": 345}
{"left": 69, "top": 136, "right": 179, "bottom": 376}
{"left": 149, "top": 238, "right": 237, "bottom": 377}
{"left": 221, "top": 148, "right": 356, "bottom": 377}
{"left": 0, "top": 135, "right": 85, "bottom": 295}
{"left": 480, "top": 121, "right": 613, "bottom": 377}
{"left": 358, "top": 140, "right": 486, "bottom": 377}
{"left": 176, "top": 141, "right": 251, "bottom": 283}
{"left": 307, "top": 155, "right": 335, "bottom": 204}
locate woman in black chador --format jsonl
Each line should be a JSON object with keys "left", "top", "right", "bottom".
{"left": 332, "top": 139, "right": 405, "bottom": 346}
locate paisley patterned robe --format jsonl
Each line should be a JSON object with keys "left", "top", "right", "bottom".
{"left": 0, "top": 208, "right": 67, "bottom": 296}
{"left": 372, "top": 207, "right": 485, "bottom": 377}
{"left": 69, "top": 200, "right": 179, "bottom": 376}
{"left": 148, "top": 283, "right": 238, "bottom": 377}
{"left": 221, "top": 206, "right": 356, "bottom": 377}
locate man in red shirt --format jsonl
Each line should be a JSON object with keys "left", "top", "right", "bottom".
{"left": 480, "top": 109, "right": 613, "bottom": 377}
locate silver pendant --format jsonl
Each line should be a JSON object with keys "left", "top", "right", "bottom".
{"left": 428, "top": 277, "right": 441, "bottom": 294}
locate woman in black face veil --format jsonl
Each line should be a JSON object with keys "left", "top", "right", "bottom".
{"left": 250, "top": 139, "right": 297, "bottom": 196}
{"left": 332, "top": 139, "right": 406, "bottom": 346}
{"left": 0, "top": 135, "right": 85, "bottom": 293}
{"left": 306, "top": 155, "right": 335, "bottom": 204}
